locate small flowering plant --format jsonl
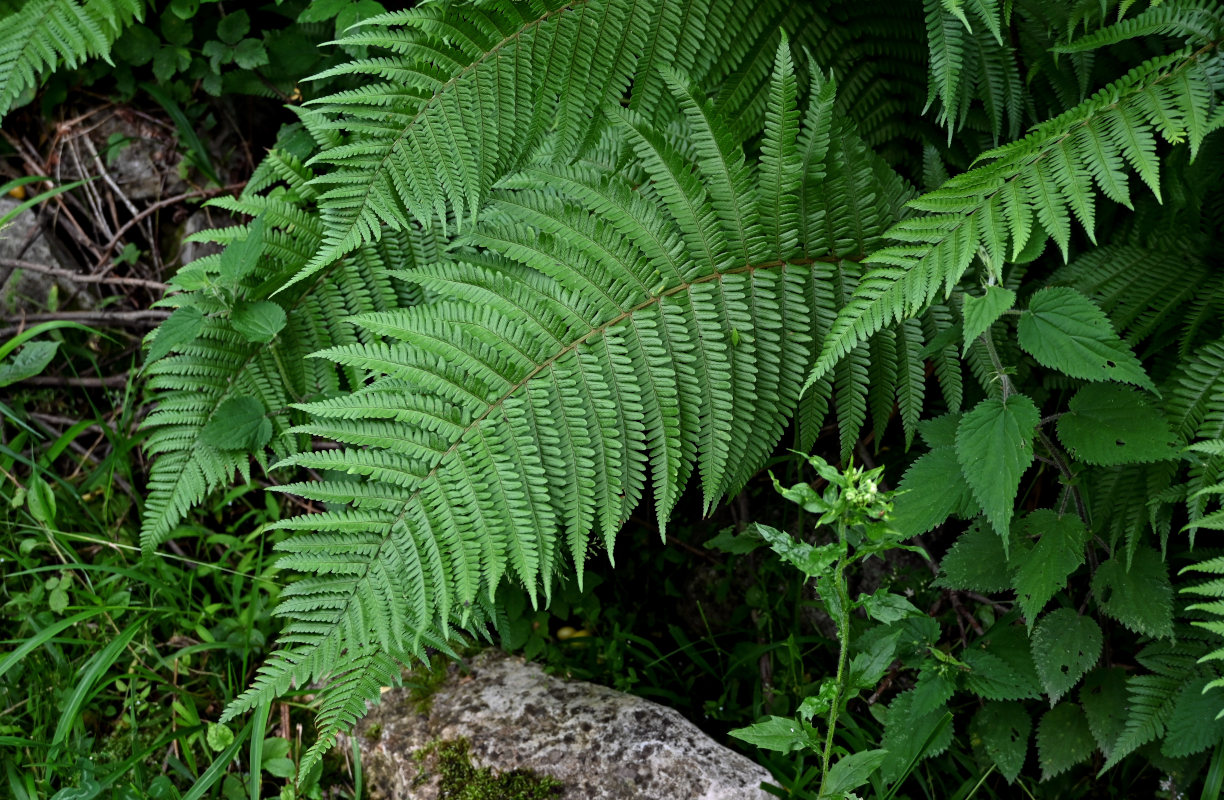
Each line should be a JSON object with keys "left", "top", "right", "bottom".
{"left": 726, "top": 454, "right": 928, "bottom": 800}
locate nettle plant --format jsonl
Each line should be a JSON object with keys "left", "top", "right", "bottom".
{"left": 109, "top": 0, "right": 1224, "bottom": 789}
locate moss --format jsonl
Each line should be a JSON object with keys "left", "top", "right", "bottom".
{"left": 402, "top": 652, "right": 457, "bottom": 716}
{"left": 363, "top": 722, "right": 382, "bottom": 742}
{"left": 412, "top": 737, "right": 562, "bottom": 800}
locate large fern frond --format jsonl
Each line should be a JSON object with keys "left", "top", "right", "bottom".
{"left": 806, "top": 42, "right": 1224, "bottom": 390}
{"left": 0, "top": 0, "right": 143, "bottom": 121}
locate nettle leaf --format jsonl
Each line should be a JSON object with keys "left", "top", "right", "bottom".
{"left": 728, "top": 716, "right": 817, "bottom": 753}
{"left": 918, "top": 412, "right": 962, "bottom": 449}
{"left": 231, "top": 301, "right": 288, "bottom": 343}
{"left": 955, "top": 394, "right": 1040, "bottom": 543}
{"left": 892, "top": 446, "right": 977, "bottom": 537}
{"left": 961, "top": 285, "right": 1016, "bottom": 353}
{"left": 964, "top": 647, "right": 1043, "bottom": 701}
{"left": 0, "top": 340, "right": 59, "bottom": 387}
{"left": 970, "top": 701, "right": 1030, "bottom": 783}
{"left": 201, "top": 396, "right": 272, "bottom": 451}
{"left": 1016, "top": 287, "right": 1154, "bottom": 391}
{"left": 1011, "top": 510, "right": 1088, "bottom": 626}
{"left": 1031, "top": 608, "right": 1102, "bottom": 704}
{"left": 147, "top": 305, "right": 203, "bottom": 363}
{"left": 755, "top": 523, "right": 840, "bottom": 579}
{"left": 1091, "top": 547, "right": 1173, "bottom": 638}
{"left": 936, "top": 519, "right": 1028, "bottom": 591}
{"left": 823, "top": 749, "right": 888, "bottom": 798}
{"left": 219, "top": 217, "right": 267, "bottom": 283}
{"left": 1036, "top": 703, "right": 1096, "bottom": 780}
{"left": 1080, "top": 667, "right": 1129, "bottom": 757}
{"left": 880, "top": 691, "right": 953, "bottom": 782}
{"left": 1162, "top": 676, "right": 1224, "bottom": 758}
{"left": 1056, "top": 384, "right": 1177, "bottom": 465}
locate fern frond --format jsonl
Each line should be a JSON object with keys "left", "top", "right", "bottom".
{"left": 806, "top": 45, "right": 1224, "bottom": 391}
{"left": 0, "top": 0, "right": 143, "bottom": 121}
{"left": 220, "top": 62, "right": 869, "bottom": 744}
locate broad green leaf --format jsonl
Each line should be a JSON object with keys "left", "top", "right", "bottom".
{"left": 961, "top": 285, "right": 1016, "bottom": 353}
{"left": 231, "top": 301, "right": 287, "bottom": 343}
{"left": 964, "top": 648, "right": 1043, "bottom": 700}
{"left": 955, "top": 394, "right": 1040, "bottom": 542}
{"left": 1091, "top": 548, "right": 1173, "bottom": 638}
{"left": 861, "top": 590, "right": 922, "bottom": 624}
{"left": 1031, "top": 608, "right": 1102, "bottom": 703}
{"left": 26, "top": 474, "right": 56, "bottom": 525}
{"left": 822, "top": 749, "right": 888, "bottom": 798}
{"left": 216, "top": 10, "right": 250, "bottom": 44}
{"left": 1162, "top": 676, "right": 1224, "bottom": 757}
{"left": 910, "top": 668, "right": 956, "bottom": 719}
{"left": 1056, "top": 383, "right": 1177, "bottom": 465}
{"left": 1011, "top": 510, "right": 1088, "bottom": 626}
{"left": 969, "top": 701, "right": 1030, "bottom": 783}
{"left": 728, "top": 716, "right": 817, "bottom": 753}
{"left": 200, "top": 396, "right": 272, "bottom": 451}
{"left": 0, "top": 340, "right": 59, "bottom": 387}
{"left": 1036, "top": 703, "right": 1096, "bottom": 779}
{"left": 755, "top": 523, "right": 841, "bottom": 579}
{"left": 1016, "top": 287, "right": 1154, "bottom": 391}
{"left": 935, "top": 520, "right": 1024, "bottom": 592}
{"left": 206, "top": 722, "right": 235, "bottom": 752}
{"left": 705, "top": 526, "right": 764, "bottom": 554}
{"left": 892, "top": 447, "right": 977, "bottom": 537}
{"left": 918, "top": 412, "right": 962, "bottom": 449}
{"left": 848, "top": 629, "right": 902, "bottom": 690}
{"left": 1079, "top": 667, "right": 1129, "bottom": 756}
{"left": 880, "top": 691, "right": 953, "bottom": 782}
{"left": 219, "top": 217, "right": 267, "bottom": 283}
{"left": 147, "top": 306, "right": 203, "bottom": 363}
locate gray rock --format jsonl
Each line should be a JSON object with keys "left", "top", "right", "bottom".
{"left": 0, "top": 197, "right": 93, "bottom": 313}
{"left": 346, "top": 650, "right": 778, "bottom": 800}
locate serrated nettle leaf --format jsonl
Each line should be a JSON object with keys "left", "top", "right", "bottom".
{"left": 797, "top": 680, "right": 839, "bottom": 722}
{"left": 892, "top": 446, "right": 977, "bottom": 537}
{"left": 1162, "top": 676, "right": 1224, "bottom": 758}
{"left": 880, "top": 691, "right": 954, "bottom": 783}
{"left": 219, "top": 217, "right": 267, "bottom": 284}
{"left": 1056, "top": 383, "right": 1177, "bottom": 465}
{"left": 728, "top": 716, "right": 818, "bottom": 753}
{"left": 1080, "top": 667, "right": 1129, "bottom": 756}
{"left": 147, "top": 305, "right": 203, "bottom": 363}
{"left": 860, "top": 589, "right": 923, "bottom": 624}
{"left": 956, "top": 394, "right": 1040, "bottom": 543}
{"left": 970, "top": 701, "right": 1030, "bottom": 783}
{"left": 935, "top": 519, "right": 1026, "bottom": 592}
{"left": 961, "top": 285, "right": 1016, "bottom": 353}
{"left": 918, "top": 412, "right": 962, "bottom": 449}
{"left": 964, "top": 648, "right": 1043, "bottom": 701}
{"left": 1010, "top": 510, "right": 1088, "bottom": 626}
{"left": 848, "top": 629, "right": 902, "bottom": 690}
{"left": 201, "top": 396, "right": 272, "bottom": 451}
{"left": 910, "top": 667, "right": 957, "bottom": 719}
{"left": 1091, "top": 547, "right": 1173, "bottom": 638}
{"left": 1016, "top": 287, "right": 1154, "bottom": 391}
{"left": 705, "top": 526, "right": 765, "bottom": 554}
{"left": 0, "top": 340, "right": 59, "bottom": 387}
{"left": 1031, "top": 608, "right": 1102, "bottom": 704}
{"left": 1036, "top": 703, "right": 1096, "bottom": 780}
{"left": 231, "top": 301, "right": 287, "bottom": 343}
{"left": 755, "top": 523, "right": 842, "bottom": 579}
{"left": 822, "top": 749, "right": 888, "bottom": 798}
{"left": 771, "top": 475, "right": 832, "bottom": 513}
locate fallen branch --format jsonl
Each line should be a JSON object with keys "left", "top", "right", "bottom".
{"left": 0, "top": 257, "right": 167, "bottom": 290}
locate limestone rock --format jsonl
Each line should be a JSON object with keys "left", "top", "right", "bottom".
{"left": 0, "top": 197, "right": 93, "bottom": 313}
{"left": 346, "top": 650, "right": 778, "bottom": 800}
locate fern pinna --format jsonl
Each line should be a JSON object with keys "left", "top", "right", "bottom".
{"left": 137, "top": 0, "right": 1224, "bottom": 789}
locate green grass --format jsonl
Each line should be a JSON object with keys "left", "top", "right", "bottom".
{"left": 0, "top": 330, "right": 358, "bottom": 798}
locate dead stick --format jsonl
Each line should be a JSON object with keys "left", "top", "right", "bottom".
{"left": 0, "top": 258, "right": 167, "bottom": 290}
